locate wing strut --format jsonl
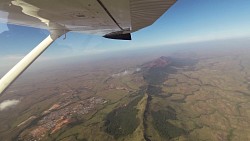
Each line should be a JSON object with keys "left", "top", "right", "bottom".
{"left": 0, "top": 29, "right": 67, "bottom": 95}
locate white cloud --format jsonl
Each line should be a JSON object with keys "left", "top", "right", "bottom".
{"left": 0, "top": 99, "right": 20, "bottom": 111}
{"left": 136, "top": 68, "right": 141, "bottom": 72}
{"left": 112, "top": 68, "right": 141, "bottom": 77}
{"left": 112, "top": 70, "right": 130, "bottom": 77}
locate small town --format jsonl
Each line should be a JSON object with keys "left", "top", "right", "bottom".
{"left": 24, "top": 96, "right": 107, "bottom": 141}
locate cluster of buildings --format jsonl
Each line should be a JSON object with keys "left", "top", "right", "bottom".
{"left": 22, "top": 96, "right": 107, "bottom": 141}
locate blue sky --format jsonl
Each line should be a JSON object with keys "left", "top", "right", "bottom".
{"left": 0, "top": 0, "right": 250, "bottom": 60}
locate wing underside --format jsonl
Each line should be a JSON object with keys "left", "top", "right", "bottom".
{"left": 0, "top": 0, "right": 176, "bottom": 36}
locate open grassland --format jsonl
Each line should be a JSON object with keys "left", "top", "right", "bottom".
{"left": 155, "top": 50, "right": 250, "bottom": 140}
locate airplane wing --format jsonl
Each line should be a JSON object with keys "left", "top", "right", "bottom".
{"left": 0, "top": 0, "right": 176, "bottom": 38}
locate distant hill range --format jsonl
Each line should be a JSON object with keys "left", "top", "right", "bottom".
{"left": 142, "top": 56, "right": 172, "bottom": 69}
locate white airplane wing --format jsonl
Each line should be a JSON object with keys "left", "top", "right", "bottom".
{"left": 0, "top": 0, "right": 176, "bottom": 39}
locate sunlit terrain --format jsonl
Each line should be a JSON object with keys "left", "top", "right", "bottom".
{"left": 0, "top": 39, "right": 250, "bottom": 141}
